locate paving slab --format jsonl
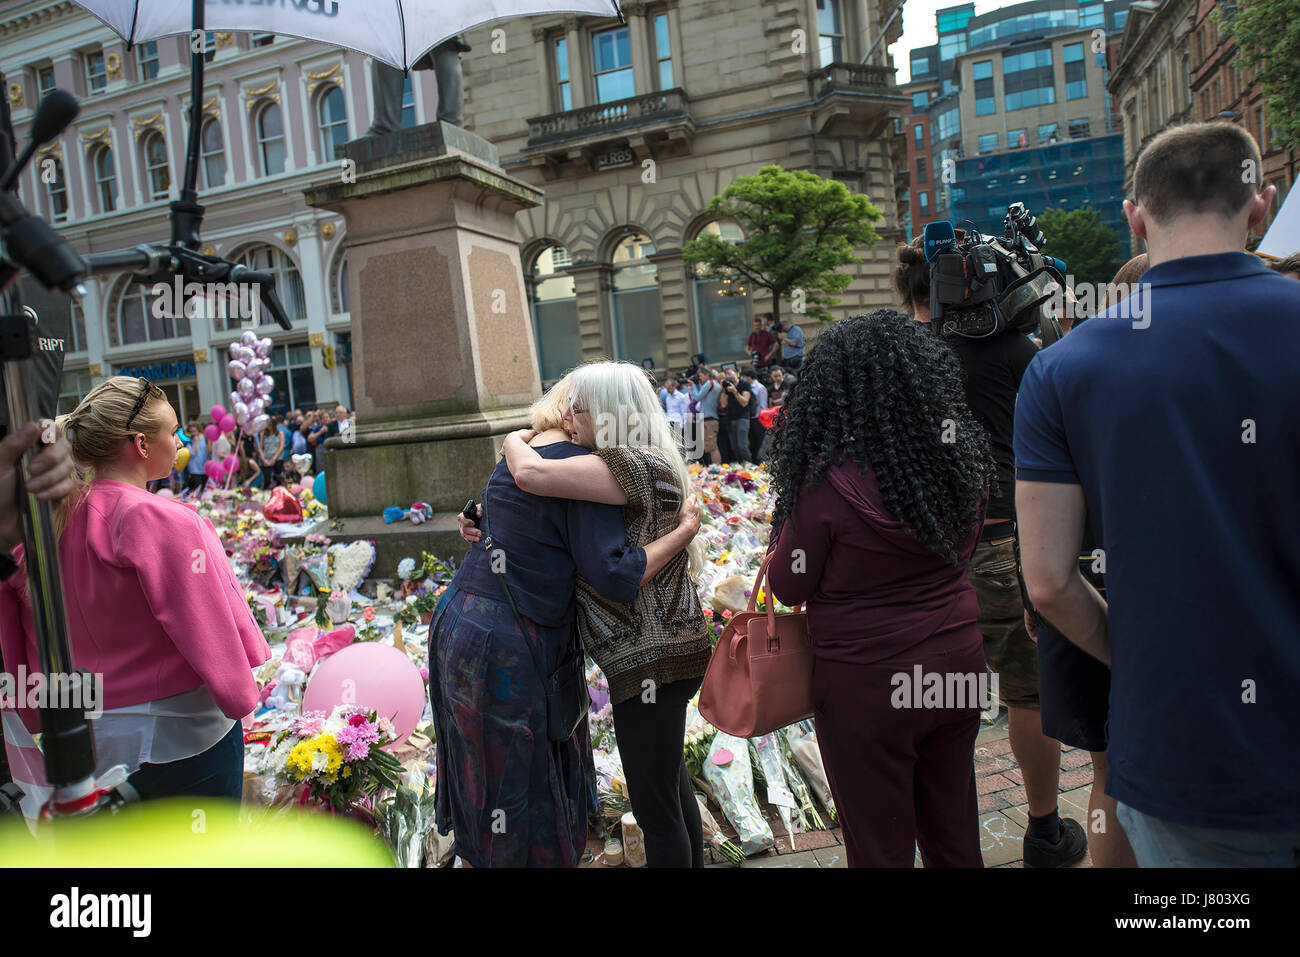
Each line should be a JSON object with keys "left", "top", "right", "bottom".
{"left": 978, "top": 810, "right": 1026, "bottom": 867}
{"left": 812, "top": 845, "right": 848, "bottom": 868}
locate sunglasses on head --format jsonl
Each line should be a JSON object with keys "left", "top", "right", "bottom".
{"left": 125, "top": 377, "right": 159, "bottom": 431}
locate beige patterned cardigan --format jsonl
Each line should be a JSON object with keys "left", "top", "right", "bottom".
{"left": 574, "top": 446, "right": 713, "bottom": 705}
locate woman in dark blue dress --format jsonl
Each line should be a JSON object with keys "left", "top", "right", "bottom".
{"left": 430, "top": 421, "right": 700, "bottom": 868}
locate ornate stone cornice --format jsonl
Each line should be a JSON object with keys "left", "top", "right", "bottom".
{"left": 306, "top": 63, "right": 343, "bottom": 97}
{"left": 0, "top": 1, "right": 76, "bottom": 38}
{"left": 80, "top": 126, "right": 113, "bottom": 154}
{"left": 132, "top": 111, "right": 164, "bottom": 140}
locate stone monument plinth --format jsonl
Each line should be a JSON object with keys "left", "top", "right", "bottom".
{"left": 303, "top": 123, "right": 543, "bottom": 574}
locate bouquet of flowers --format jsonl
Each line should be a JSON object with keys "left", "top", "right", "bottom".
{"left": 702, "top": 732, "right": 774, "bottom": 856}
{"left": 374, "top": 762, "right": 437, "bottom": 868}
{"left": 261, "top": 706, "right": 405, "bottom": 813}
{"left": 694, "top": 793, "right": 746, "bottom": 865}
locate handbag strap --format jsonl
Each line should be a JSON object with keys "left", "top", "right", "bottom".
{"left": 749, "top": 552, "right": 804, "bottom": 640}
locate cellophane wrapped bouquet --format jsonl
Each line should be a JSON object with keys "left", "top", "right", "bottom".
{"left": 261, "top": 706, "right": 405, "bottom": 812}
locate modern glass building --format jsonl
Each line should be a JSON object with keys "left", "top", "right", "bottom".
{"left": 947, "top": 132, "right": 1126, "bottom": 246}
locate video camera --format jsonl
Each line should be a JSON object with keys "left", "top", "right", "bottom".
{"left": 922, "top": 203, "right": 1067, "bottom": 343}
{"left": 679, "top": 352, "right": 708, "bottom": 383}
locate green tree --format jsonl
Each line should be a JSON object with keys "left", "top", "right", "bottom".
{"left": 1035, "top": 207, "right": 1125, "bottom": 290}
{"left": 681, "top": 165, "right": 883, "bottom": 323}
{"left": 1218, "top": 0, "right": 1300, "bottom": 150}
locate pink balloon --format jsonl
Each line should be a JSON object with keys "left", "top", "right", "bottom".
{"left": 246, "top": 358, "right": 265, "bottom": 377}
{"left": 233, "top": 400, "right": 249, "bottom": 419}
{"left": 237, "top": 377, "right": 255, "bottom": 400}
{"left": 203, "top": 424, "right": 220, "bottom": 442}
{"left": 227, "top": 360, "right": 247, "bottom": 380}
{"left": 223, "top": 454, "right": 239, "bottom": 474}
{"left": 240, "top": 330, "right": 258, "bottom": 346}
{"left": 209, "top": 405, "right": 226, "bottom": 423}
{"left": 249, "top": 413, "right": 270, "bottom": 434}
{"left": 246, "top": 397, "right": 264, "bottom": 418}
{"left": 257, "top": 375, "right": 274, "bottom": 394}
{"left": 302, "top": 643, "right": 427, "bottom": 748}
{"left": 254, "top": 342, "right": 271, "bottom": 360}
{"left": 204, "top": 461, "right": 222, "bottom": 479}
{"left": 219, "top": 415, "right": 236, "bottom": 434}
{"left": 235, "top": 345, "right": 255, "bottom": 364}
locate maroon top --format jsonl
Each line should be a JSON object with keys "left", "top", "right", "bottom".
{"left": 766, "top": 459, "right": 982, "bottom": 666}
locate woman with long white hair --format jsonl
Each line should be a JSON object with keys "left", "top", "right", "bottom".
{"left": 500, "top": 360, "right": 712, "bottom": 867}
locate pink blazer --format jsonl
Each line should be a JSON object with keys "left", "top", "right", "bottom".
{"left": 0, "top": 480, "right": 270, "bottom": 731}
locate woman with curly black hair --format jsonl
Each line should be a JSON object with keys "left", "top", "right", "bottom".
{"left": 765, "top": 309, "right": 995, "bottom": 868}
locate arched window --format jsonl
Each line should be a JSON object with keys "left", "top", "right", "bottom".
{"left": 200, "top": 119, "right": 226, "bottom": 189}
{"left": 530, "top": 244, "right": 581, "bottom": 383}
{"left": 330, "top": 250, "right": 350, "bottom": 314}
{"left": 317, "top": 85, "right": 348, "bottom": 161}
{"left": 256, "top": 102, "right": 286, "bottom": 175}
{"left": 610, "top": 231, "right": 663, "bottom": 368}
{"left": 233, "top": 245, "right": 307, "bottom": 327}
{"left": 45, "top": 156, "right": 68, "bottom": 222}
{"left": 92, "top": 146, "right": 117, "bottom": 212}
{"left": 691, "top": 220, "right": 750, "bottom": 362}
{"left": 70, "top": 296, "right": 88, "bottom": 352}
{"left": 142, "top": 132, "right": 170, "bottom": 201}
{"left": 116, "top": 276, "right": 189, "bottom": 345}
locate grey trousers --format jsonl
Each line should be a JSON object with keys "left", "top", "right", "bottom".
{"left": 367, "top": 49, "right": 462, "bottom": 134}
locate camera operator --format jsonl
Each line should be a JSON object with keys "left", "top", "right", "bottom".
{"left": 690, "top": 366, "right": 721, "bottom": 466}
{"left": 895, "top": 235, "right": 1087, "bottom": 868}
{"left": 767, "top": 365, "right": 795, "bottom": 407}
{"left": 717, "top": 366, "right": 752, "bottom": 465}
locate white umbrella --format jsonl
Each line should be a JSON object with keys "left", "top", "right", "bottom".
{"left": 75, "top": 0, "right": 624, "bottom": 70}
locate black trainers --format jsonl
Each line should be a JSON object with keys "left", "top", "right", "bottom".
{"left": 1023, "top": 816, "right": 1088, "bottom": 868}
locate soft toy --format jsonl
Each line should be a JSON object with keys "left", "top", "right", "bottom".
{"left": 383, "top": 506, "right": 407, "bottom": 524}
{"left": 264, "top": 663, "right": 307, "bottom": 712}
{"left": 408, "top": 502, "right": 433, "bottom": 524}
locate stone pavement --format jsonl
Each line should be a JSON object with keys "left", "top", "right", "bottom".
{"left": 581, "top": 709, "right": 1096, "bottom": 869}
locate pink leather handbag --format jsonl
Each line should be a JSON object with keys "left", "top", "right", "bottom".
{"left": 698, "top": 554, "right": 814, "bottom": 737}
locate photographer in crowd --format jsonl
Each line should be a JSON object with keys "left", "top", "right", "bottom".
{"left": 895, "top": 235, "right": 1087, "bottom": 868}
{"left": 747, "top": 314, "right": 780, "bottom": 370}
{"left": 717, "top": 366, "right": 751, "bottom": 465}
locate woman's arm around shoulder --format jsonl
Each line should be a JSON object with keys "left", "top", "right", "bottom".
{"left": 502, "top": 429, "right": 626, "bottom": 505}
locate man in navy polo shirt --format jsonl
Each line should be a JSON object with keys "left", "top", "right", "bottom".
{"left": 1014, "top": 121, "right": 1300, "bottom": 866}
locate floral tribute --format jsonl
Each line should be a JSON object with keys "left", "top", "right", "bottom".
{"left": 262, "top": 705, "right": 405, "bottom": 812}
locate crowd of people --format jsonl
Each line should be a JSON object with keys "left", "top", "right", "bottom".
{"left": 172, "top": 404, "right": 355, "bottom": 494}
{"left": 0, "top": 120, "right": 1296, "bottom": 868}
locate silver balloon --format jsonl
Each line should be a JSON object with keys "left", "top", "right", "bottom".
{"left": 246, "top": 397, "right": 265, "bottom": 418}
{"left": 254, "top": 339, "right": 272, "bottom": 359}
{"left": 257, "top": 375, "right": 274, "bottom": 395}
{"left": 235, "top": 345, "right": 256, "bottom": 364}
{"left": 248, "top": 413, "right": 270, "bottom": 434}
{"left": 228, "top": 391, "right": 241, "bottom": 409}
{"left": 233, "top": 400, "right": 249, "bottom": 420}
{"left": 237, "top": 377, "right": 256, "bottom": 400}
{"left": 227, "top": 342, "right": 242, "bottom": 361}
{"left": 227, "top": 359, "right": 247, "bottom": 379}
{"left": 240, "top": 330, "right": 258, "bottom": 347}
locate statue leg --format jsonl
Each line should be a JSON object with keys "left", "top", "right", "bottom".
{"left": 366, "top": 61, "right": 406, "bottom": 137}
{"left": 433, "top": 49, "right": 463, "bottom": 127}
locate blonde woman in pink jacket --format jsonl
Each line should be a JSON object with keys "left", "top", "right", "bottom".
{"left": 0, "top": 377, "right": 269, "bottom": 803}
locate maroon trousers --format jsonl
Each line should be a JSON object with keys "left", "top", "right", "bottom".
{"left": 812, "top": 637, "right": 985, "bottom": 867}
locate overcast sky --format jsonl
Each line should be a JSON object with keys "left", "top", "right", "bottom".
{"left": 886, "top": 0, "right": 1025, "bottom": 84}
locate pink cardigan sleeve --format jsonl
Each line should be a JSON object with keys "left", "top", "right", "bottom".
{"left": 113, "top": 500, "right": 271, "bottom": 719}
